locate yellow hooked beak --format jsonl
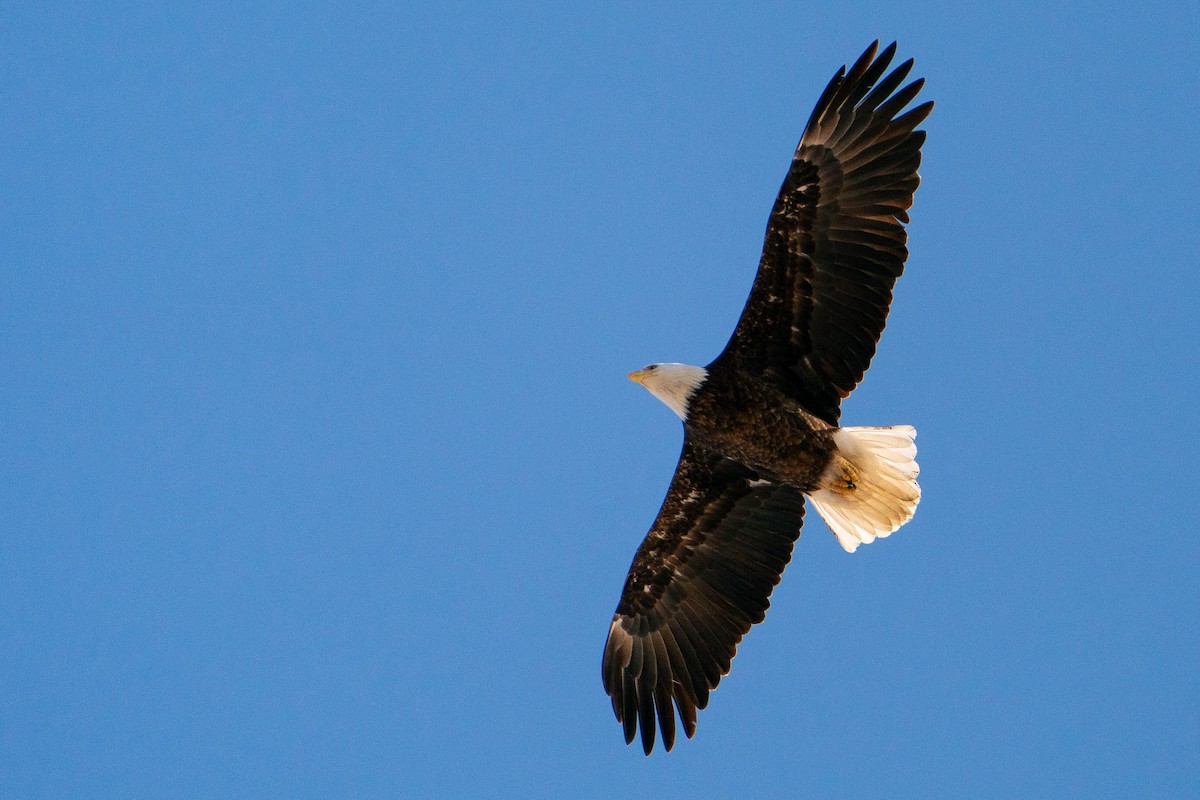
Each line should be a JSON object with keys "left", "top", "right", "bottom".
{"left": 628, "top": 368, "right": 649, "bottom": 385}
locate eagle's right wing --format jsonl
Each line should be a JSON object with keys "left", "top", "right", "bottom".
{"left": 601, "top": 439, "right": 806, "bottom": 754}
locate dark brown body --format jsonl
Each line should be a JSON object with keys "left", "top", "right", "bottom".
{"left": 685, "top": 370, "right": 835, "bottom": 492}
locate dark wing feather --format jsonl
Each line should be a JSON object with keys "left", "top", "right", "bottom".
{"left": 602, "top": 439, "right": 806, "bottom": 754}
{"left": 712, "top": 41, "right": 933, "bottom": 425}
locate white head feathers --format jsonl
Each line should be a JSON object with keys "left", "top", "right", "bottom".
{"left": 629, "top": 363, "right": 708, "bottom": 420}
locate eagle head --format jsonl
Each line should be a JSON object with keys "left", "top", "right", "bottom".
{"left": 628, "top": 363, "right": 708, "bottom": 421}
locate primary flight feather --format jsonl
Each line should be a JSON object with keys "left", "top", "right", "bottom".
{"left": 602, "top": 40, "right": 932, "bottom": 755}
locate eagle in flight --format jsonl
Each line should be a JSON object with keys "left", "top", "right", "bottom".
{"left": 603, "top": 41, "right": 932, "bottom": 754}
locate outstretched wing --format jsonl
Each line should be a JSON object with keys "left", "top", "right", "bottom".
{"left": 712, "top": 41, "right": 933, "bottom": 425}
{"left": 602, "top": 439, "right": 806, "bottom": 754}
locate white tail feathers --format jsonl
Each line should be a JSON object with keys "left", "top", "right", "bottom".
{"left": 808, "top": 425, "right": 921, "bottom": 553}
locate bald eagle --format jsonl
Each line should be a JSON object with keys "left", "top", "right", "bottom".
{"left": 602, "top": 41, "right": 932, "bottom": 754}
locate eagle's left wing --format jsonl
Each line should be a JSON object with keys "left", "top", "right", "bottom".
{"left": 602, "top": 439, "right": 806, "bottom": 754}
{"left": 712, "top": 41, "right": 932, "bottom": 425}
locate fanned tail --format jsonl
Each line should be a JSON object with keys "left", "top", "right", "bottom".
{"left": 807, "top": 425, "right": 920, "bottom": 553}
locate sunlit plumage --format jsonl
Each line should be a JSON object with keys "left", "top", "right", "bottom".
{"left": 603, "top": 41, "right": 932, "bottom": 754}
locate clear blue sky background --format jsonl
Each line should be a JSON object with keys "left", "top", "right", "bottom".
{"left": 3, "top": 3, "right": 1198, "bottom": 797}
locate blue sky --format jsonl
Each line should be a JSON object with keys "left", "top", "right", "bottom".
{"left": 3, "top": 2, "right": 1198, "bottom": 797}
